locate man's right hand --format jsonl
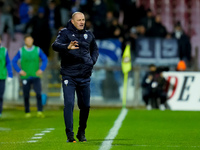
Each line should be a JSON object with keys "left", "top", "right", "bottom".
{"left": 68, "top": 41, "right": 79, "bottom": 50}
{"left": 148, "top": 75, "right": 153, "bottom": 81}
{"left": 19, "top": 70, "right": 27, "bottom": 76}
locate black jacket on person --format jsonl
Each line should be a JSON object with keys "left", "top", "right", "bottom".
{"left": 25, "top": 15, "right": 51, "bottom": 56}
{"left": 150, "top": 22, "right": 167, "bottom": 38}
{"left": 44, "top": 6, "right": 61, "bottom": 30}
{"left": 52, "top": 20, "right": 99, "bottom": 78}
{"left": 171, "top": 32, "right": 191, "bottom": 61}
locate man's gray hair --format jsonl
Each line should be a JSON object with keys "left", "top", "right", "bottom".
{"left": 72, "top": 12, "right": 84, "bottom": 19}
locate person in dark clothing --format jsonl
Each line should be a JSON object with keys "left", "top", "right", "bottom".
{"left": 59, "top": 0, "right": 72, "bottom": 26}
{"left": 0, "top": 0, "right": 15, "bottom": 40}
{"left": 89, "top": 0, "right": 107, "bottom": 39}
{"left": 142, "top": 64, "right": 167, "bottom": 110}
{"left": 52, "top": 12, "right": 99, "bottom": 143}
{"left": 16, "top": 0, "right": 33, "bottom": 32}
{"left": 140, "top": 9, "right": 155, "bottom": 37}
{"left": 151, "top": 15, "right": 167, "bottom": 38}
{"left": 0, "top": 37, "right": 13, "bottom": 118}
{"left": 107, "top": 17, "right": 124, "bottom": 42}
{"left": 172, "top": 22, "right": 191, "bottom": 65}
{"left": 44, "top": 0, "right": 61, "bottom": 37}
{"left": 25, "top": 7, "right": 51, "bottom": 56}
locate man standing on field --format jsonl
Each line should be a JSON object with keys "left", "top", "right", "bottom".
{"left": 0, "top": 37, "right": 13, "bottom": 118}
{"left": 52, "top": 12, "right": 99, "bottom": 142}
{"left": 12, "top": 35, "right": 48, "bottom": 118}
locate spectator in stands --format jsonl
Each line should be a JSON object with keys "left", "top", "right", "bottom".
{"left": 130, "top": 25, "right": 146, "bottom": 39}
{"left": 85, "top": 19, "right": 94, "bottom": 32}
{"left": 44, "top": 0, "right": 61, "bottom": 37}
{"left": 109, "top": 18, "right": 124, "bottom": 42}
{"left": 0, "top": 0, "right": 15, "bottom": 41}
{"left": 79, "top": 0, "right": 89, "bottom": 12}
{"left": 151, "top": 14, "right": 167, "bottom": 38}
{"left": 25, "top": 7, "right": 51, "bottom": 56}
{"left": 136, "top": 5, "right": 147, "bottom": 25}
{"left": 140, "top": 8, "right": 155, "bottom": 37}
{"left": 17, "top": 0, "right": 34, "bottom": 32}
{"left": 89, "top": 0, "right": 107, "bottom": 39}
{"left": 12, "top": 34, "right": 48, "bottom": 118}
{"left": 119, "top": 0, "right": 138, "bottom": 29}
{"left": 59, "top": 0, "right": 72, "bottom": 27}
{"left": 0, "top": 37, "right": 13, "bottom": 118}
{"left": 104, "top": 0, "right": 120, "bottom": 18}
{"left": 172, "top": 22, "right": 191, "bottom": 65}
{"left": 71, "top": 0, "right": 80, "bottom": 14}
{"left": 105, "top": 11, "right": 115, "bottom": 37}
{"left": 142, "top": 64, "right": 167, "bottom": 110}
{"left": 105, "top": 11, "right": 114, "bottom": 28}
{"left": 165, "top": 32, "right": 172, "bottom": 39}
{"left": 129, "top": 25, "right": 146, "bottom": 57}
{"left": 83, "top": 12, "right": 94, "bottom": 32}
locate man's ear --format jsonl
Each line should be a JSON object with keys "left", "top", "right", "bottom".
{"left": 71, "top": 19, "right": 74, "bottom": 25}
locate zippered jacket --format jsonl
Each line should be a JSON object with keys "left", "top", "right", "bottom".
{"left": 52, "top": 20, "right": 99, "bottom": 78}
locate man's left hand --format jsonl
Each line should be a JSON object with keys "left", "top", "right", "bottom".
{"left": 36, "top": 69, "right": 43, "bottom": 76}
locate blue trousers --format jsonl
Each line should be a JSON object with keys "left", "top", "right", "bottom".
{"left": 22, "top": 78, "right": 42, "bottom": 113}
{"left": 0, "top": 80, "right": 5, "bottom": 114}
{"left": 62, "top": 76, "right": 90, "bottom": 138}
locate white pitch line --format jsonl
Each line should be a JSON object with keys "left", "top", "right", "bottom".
{"left": 42, "top": 130, "right": 51, "bottom": 133}
{"left": 31, "top": 137, "right": 42, "bottom": 139}
{"left": 27, "top": 128, "right": 55, "bottom": 143}
{"left": 46, "top": 128, "right": 55, "bottom": 130}
{"left": 112, "top": 144, "right": 200, "bottom": 148}
{"left": 35, "top": 133, "right": 45, "bottom": 136}
{"left": 0, "top": 141, "right": 26, "bottom": 144}
{"left": 27, "top": 140, "right": 38, "bottom": 143}
{"left": 99, "top": 108, "right": 128, "bottom": 150}
{"left": 0, "top": 127, "right": 11, "bottom": 131}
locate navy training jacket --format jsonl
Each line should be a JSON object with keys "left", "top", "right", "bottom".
{"left": 52, "top": 20, "right": 99, "bottom": 78}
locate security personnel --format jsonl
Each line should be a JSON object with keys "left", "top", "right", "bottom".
{"left": 52, "top": 12, "right": 99, "bottom": 142}
{"left": 0, "top": 37, "right": 13, "bottom": 118}
{"left": 12, "top": 35, "right": 48, "bottom": 118}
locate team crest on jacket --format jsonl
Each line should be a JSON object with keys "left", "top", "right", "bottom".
{"left": 64, "top": 80, "right": 68, "bottom": 86}
{"left": 84, "top": 34, "right": 88, "bottom": 39}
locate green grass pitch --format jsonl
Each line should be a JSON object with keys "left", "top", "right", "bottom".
{"left": 0, "top": 108, "right": 200, "bottom": 150}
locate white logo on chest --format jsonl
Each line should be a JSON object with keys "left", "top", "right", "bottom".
{"left": 84, "top": 34, "right": 88, "bottom": 39}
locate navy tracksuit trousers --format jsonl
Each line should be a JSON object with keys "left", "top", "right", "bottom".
{"left": 0, "top": 80, "right": 5, "bottom": 114}
{"left": 22, "top": 78, "right": 43, "bottom": 113}
{"left": 62, "top": 76, "right": 90, "bottom": 138}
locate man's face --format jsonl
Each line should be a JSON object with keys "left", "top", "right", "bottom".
{"left": 24, "top": 36, "right": 34, "bottom": 47}
{"left": 147, "top": 11, "right": 152, "bottom": 18}
{"left": 149, "top": 66, "right": 156, "bottom": 72}
{"left": 175, "top": 26, "right": 182, "bottom": 32}
{"left": 155, "top": 15, "right": 161, "bottom": 23}
{"left": 71, "top": 13, "right": 85, "bottom": 30}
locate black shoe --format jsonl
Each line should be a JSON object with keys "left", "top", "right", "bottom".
{"left": 67, "top": 137, "right": 76, "bottom": 143}
{"left": 76, "top": 132, "right": 87, "bottom": 142}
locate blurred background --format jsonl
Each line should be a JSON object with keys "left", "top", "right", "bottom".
{"left": 1, "top": 0, "right": 200, "bottom": 109}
